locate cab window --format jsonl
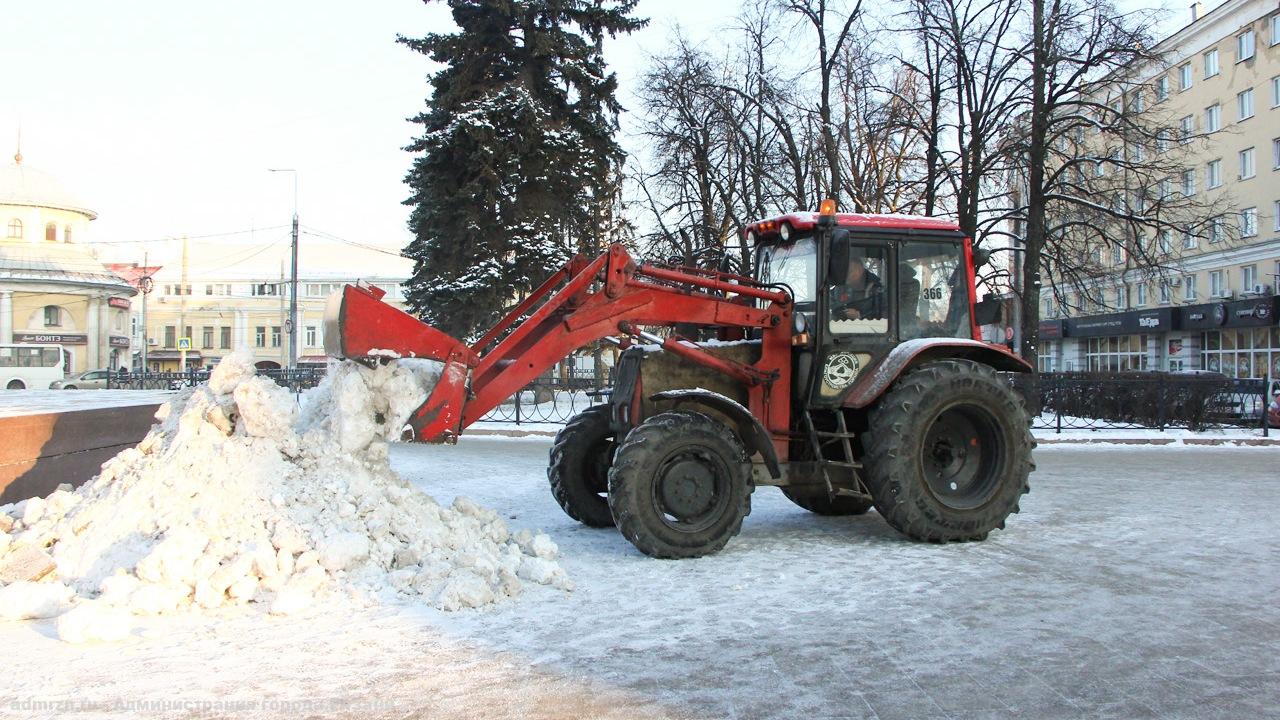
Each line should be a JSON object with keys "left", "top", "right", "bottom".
{"left": 828, "top": 246, "right": 888, "bottom": 335}
{"left": 759, "top": 237, "right": 817, "bottom": 309}
{"left": 898, "top": 241, "right": 970, "bottom": 339}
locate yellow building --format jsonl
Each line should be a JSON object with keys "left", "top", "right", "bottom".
{"left": 126, "top": 272, "right": 408, "bottom": 371}
{"left": 1038, "top": 0, "right": 1280, "bottom": 377}
{"left": 0, "top": 153, "right": 135, "bottom": 379}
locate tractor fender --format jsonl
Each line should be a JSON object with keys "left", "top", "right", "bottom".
{"left": 650, "top": 389, "right": 781, "bottom": 480}
{"left": 842, "top": 338, "right": 1031, "bottom": 409}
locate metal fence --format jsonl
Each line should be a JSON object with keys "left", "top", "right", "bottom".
{"left": 1013, "top": 372, "right": 1274, "bottom": 435}
{"left": 107, "top": 367, "right": 326, "bottom": 393}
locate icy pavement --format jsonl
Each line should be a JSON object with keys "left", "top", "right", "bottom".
{"left": 2, "top": 439, "right": 1277, "bottom": 719}
{"left": 0, "top": 390, "right": 174, "bottom": 418}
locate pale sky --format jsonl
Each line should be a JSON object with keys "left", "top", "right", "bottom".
{"left": 3, "top": 0, "right": 1183, "bottom": 278}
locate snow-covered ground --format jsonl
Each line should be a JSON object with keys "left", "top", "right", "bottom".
{"left": 2, "top": 438, "right": 1277, "bottom": 719}
{"left": 0, "top": 390, "right": 175, "bottom": 418}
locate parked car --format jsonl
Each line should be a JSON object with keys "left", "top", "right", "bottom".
{"left": 49, "top": 369, "right": 113, "bottom": 390}
{"left": 1268, "top": 391, "right": 1280, "bottom": 429}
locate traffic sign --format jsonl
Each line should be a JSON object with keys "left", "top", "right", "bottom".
{"left": 177, "top": 337, "right": 192, "bottom": 350}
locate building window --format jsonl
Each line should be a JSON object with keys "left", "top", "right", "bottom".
{"left": 1275, "top": 200, "right": 1280, "bottom": 232}
{"left": 1112, "top": 246, "right": 1125, "bottom": 265}
{"left": 1210, "top": 216, "right": 1226, "bottom": 243}
{"left": 1184, "top": 274, "right": 1198, "bottom": 300}
{"left": 1159, "top": 282, "right": 1172, "bottom": 304}
{"left": 1115, "top": 286, "right": 1128, "bottom": 310}
{"left": 1238, "top": 89, "right": 1254, "bottom": 120}
{"left": 1179, "top": 63, "right": 1192, "bottom": 90}
{"left": 205, "top": 284, "right": 214, "bottom": 296}
{"left": 1210, "top": 270, "right": 1226, "bottom": 297}
{"left": 44, "top": 223, "right": 56, "bottom": 242}
{"left": 1179, "top": 115, "right": 1194, "bottom": 143}
{"left": 63, "top": 225, "right": 71, "bottom": 243}
{"left": 1273, "top": 15, "right": 1280, "bottom": 46}
{"left": 1204, "top": 103, "right": 1220, "bottom": 132}
{"left": 1155, "top": 76, "right": 1169, "bottom": 101}
{"left": 1158, "top": 230, "right": 1172, "bottom": 254}
{"left": 1241, "top": 207, "right": 1258, "bottom": 237}
{"left": 1201, "top": 329, "right": 1279, "bottom": 379}
{"left": 1243, "top": 265, "right": 1258, "bottom": 291}
{"left": 306, "top": 325, "right": 317, "bottom": 347}
{"left": 165, "top": 326, "right": 176, "bottom": 348}
{"left": 255, "top": 326, "right": 266, "bottom": 348}
{"left": 1272, "top": 138, "right": 1279, "bottom": 170}
{"left": 1136, "top": 283, "right": 1147, "bottom": 306}
{"left": 1086, "top": 335, "right": 1150, "bottom": 372}
{"left": 220, "top": 326, "right": 231, "bottom": 349}
{"left": 1181, "top": 169, "right": 1196, "bottom": 196}
{"left": 1237, "top": 29, "right": 1255, "bottom": 62}
{"left": 1207, "top": 159, "right": 1222, "bottom": 188}
{"left": 252, "top": 283, "right": 279, "bottom": 297}
{"left": 1273, "top": 76, "right": 1280, "bottom": 107}
{"left": 43, "top": 305, "right": 60, "bottom": 327}
{"left": 201, "top": 326, "right": 214, "bottom": 349}
{"left": 1240, "top": 147, "right": 1255, "bottom": 179}
{"left": 271, "top": 326, "right": 282, "bottom": 348}
{"left": 1183, "top": 230, "right": 1197, "bottom": 249}
{"left": 1204, "top": 48, "right": 1219, "bottom": 77}
{"left": 6, "top": 218, "right": 22, "bottom": 239}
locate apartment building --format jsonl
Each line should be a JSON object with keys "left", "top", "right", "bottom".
{"left": 111, "top": 270, "right": 407, "bottom": 372}
{"left": 1038, "top": 0, "right": 1280, "bottom": 379}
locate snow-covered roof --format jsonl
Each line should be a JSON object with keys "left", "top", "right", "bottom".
{"left": 0, "top": 241, "right": 135, "bottom": 291}
{"left": 0, "top": 155, "right": 98, "bottom": 219}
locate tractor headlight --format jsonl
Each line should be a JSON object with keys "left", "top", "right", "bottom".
{"left": 779, "top": 223, "right": 791, "bottom": 241}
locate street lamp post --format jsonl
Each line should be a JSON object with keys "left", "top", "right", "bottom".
{"left": 269, "top": 168, "right": 299, "bottom": 369}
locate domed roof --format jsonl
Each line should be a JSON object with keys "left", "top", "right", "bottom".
{"left": 0, "top": 154, "right": 97, "bottom": 219}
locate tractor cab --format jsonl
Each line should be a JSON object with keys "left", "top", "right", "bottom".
{"left": 745, "top": 205, "right": 987, "bottom": 408}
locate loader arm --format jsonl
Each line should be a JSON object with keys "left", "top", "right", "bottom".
{"left": 325, "top": 244, "right": 794, "bottom": 449}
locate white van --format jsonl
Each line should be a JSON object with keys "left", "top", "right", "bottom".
{"left": 0, "top": 344, "right": 66, "bottom": 390}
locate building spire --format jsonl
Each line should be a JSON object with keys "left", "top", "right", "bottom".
{"left": 13, "top": 123, "right": 21, "bottom": 165}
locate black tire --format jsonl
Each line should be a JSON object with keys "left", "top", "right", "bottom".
{"left": 548, "top": 405, "right": 617, "bottom": 527}
{"left": 6, "top": 380, "right": 24, "bottom": 390}
{"left": 781, "top": 487, "right": 873, "bottom": 516}
{"left": 862, "top": 360, "right": 1033, "bottom": 542}
{"left": 64, "top": 385, "right": 77, "bottom": 390}
{"left": 608, "top": 411, "right": 751, "bottom": 558}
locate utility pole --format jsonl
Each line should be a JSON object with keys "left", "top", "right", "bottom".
{"left": 141, "top": 250, "right": 149, "bottom": 378}
{"left": 179, "top": 236, "right": 189, "bottom": 371}
{"left": 269, "top": 168, "right": 299, "bottom": 369}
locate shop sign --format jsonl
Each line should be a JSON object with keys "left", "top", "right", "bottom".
{"left": 107, "top": 297, "right": 131, "bottom": 310}
{"left": 1065, "top": 307, "right": 1174, "bottom": 337}
{"left": 13, "top": 332, "right": 88, "bottom": 345}
{"left": 109, "top": 336, "right": 131, "bottom": 348}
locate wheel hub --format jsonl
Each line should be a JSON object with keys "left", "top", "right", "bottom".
{"left": 922, "top": 405, "right": 1001, "bottom": 510}
{"left": 654, "top": 449, "right": 727, "bottom": 531}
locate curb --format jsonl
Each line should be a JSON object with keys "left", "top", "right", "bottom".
{"left": 1036, "top": 437, "right": 1279, "bottom": 447}
{"left": 465, "top": 427, "right": 1280, "bottom": 446}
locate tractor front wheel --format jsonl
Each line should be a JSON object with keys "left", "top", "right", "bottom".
{"left": 608, "top": 411, "right": 751, "bottom": 558}
{"left": 862, "top": 360, "right": 1032, "bottom": 542}
{"left": 548, "top": 405, "right": 617, "bottom": 527}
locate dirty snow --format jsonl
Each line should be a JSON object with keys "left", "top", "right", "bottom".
{"left": 0, "top": 350, "right": 569, "bottom": 643}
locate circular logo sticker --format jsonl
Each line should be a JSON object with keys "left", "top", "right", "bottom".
{"left": 823, "top": 352, "right": 860, "bottom": 389}
{"left": 1212, "top": 303, "right": 1227, "bottom": 326}
{"left": 1255, "top": 302, "right": 1271, "bottom": 321}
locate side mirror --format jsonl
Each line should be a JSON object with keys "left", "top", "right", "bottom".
{"left": 972, "top": 246, "right": 992, "bottom": 270}
{"left": 974, "top": 297, "right": 1003, "bottom": 326}
{"left": 827, "top": 229, "right": 850, "bottom": 285}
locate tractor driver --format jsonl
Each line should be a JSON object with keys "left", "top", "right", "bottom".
{"left": 830, "top": 254, "right": 884, "bottom": 321}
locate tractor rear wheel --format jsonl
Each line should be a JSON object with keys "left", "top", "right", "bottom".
{"left": 608, "top": 411, "right": 751, "bottom": 558}
{"left": 862, "top": 360, "right": 1032, "bottom": 542}
{"left": 780, "top": 487, "right": 873, "bottom": 516}
{"left": 548, "top": 405, "right": 616, "bottom": 527}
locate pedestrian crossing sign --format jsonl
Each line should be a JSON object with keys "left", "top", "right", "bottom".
{"left": 177, "top": 337, "right": 192, "bottom": 350}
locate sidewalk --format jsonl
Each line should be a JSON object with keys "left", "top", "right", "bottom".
{"left": 468, "top": 420, "right": 1280, "bottom": 446}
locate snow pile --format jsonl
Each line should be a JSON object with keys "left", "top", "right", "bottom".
{"left": 0, "top": 350, "right": 569, "bottom": 641}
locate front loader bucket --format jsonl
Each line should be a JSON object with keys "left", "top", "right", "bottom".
{"left": 325, "top": 285, "right": 478, "bottom": 443}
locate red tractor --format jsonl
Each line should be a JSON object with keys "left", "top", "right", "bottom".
{"left": 326, "top": 202, "right": 1034, "bottom": 558}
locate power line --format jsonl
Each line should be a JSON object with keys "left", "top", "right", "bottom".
{"left": 87, "top": 226, "right": 290, "bottom": 246}
{"left": 299, "top": 226, "right": 406, "bottom": 259}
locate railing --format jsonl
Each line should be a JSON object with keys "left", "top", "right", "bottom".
{"left": 107, "top": 367, "right": 326, "bottom": 393}
{"left": 1009, "top": 372, "right": 1274, "bottom": 435}
{"left": 476, "top": 368, "right": 614, "bottom": 425}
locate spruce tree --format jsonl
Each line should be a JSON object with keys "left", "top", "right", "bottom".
{"left": 399, "top": 0, "right": 645, "bottom": 340}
